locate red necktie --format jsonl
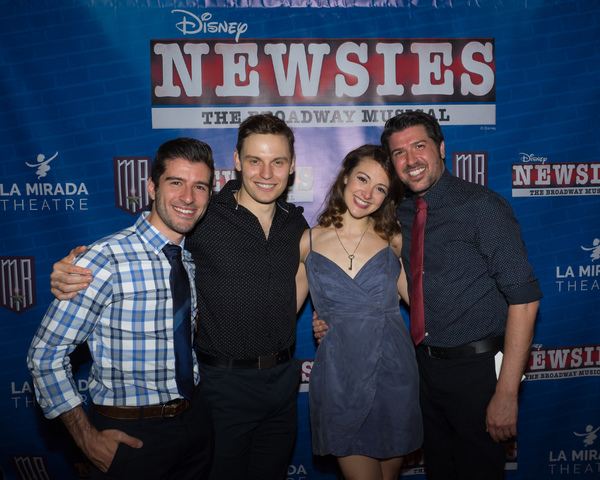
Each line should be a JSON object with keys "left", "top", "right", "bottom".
{"left": 410, "top": 197, "right": 427, "bottom": 345}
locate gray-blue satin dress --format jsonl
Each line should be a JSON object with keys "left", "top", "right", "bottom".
{"left": 307, "top": 231, "right": 423, "bottom": 457}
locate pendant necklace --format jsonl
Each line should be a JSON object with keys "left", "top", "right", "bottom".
{"left": 334, "top": 219, "right": 370, "bottom": 270}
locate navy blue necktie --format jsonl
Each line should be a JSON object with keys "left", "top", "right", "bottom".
{"left": 162, "top": 244, "right": 194, "bottom": 400}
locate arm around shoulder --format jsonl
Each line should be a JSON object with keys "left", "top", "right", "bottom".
{"left": 390, "top": 233, "right": 409, "bottom": 304}
{"left": 296, "top": 229, "right": 311, "bottom": 313}
{"left": 50, "top": 246, "right": 94, "bottom": 300}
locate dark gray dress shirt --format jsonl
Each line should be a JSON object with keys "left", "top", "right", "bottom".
{"left": 186, "top": 180, "right": 308, "bottom": 359}
{"left": 397, "top": 169, "right": 543, "bottom": 348}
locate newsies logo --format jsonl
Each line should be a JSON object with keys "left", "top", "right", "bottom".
{"left": 525, "top": 344, "right": 600, "bottom": 381}
{"left": 512, "top": 157, "right": 600, "bottom": 197}
{"left": 150, "top": 37, "right": 496, "bottom": 129}
{"left": 299, "top": 359, "right": 313, "bottom": 394}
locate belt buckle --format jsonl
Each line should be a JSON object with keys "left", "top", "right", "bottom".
{"left": 425, "top": 345, "right": 445, "bottom": 359}
{"left": 161, "top": 403, "right": 173, "bottom": 418}
{"left": 161, "top": 399, "right": 184, "bottom": 418}
{"left": 258, "top": 355, "right": 276, "bottom": 370}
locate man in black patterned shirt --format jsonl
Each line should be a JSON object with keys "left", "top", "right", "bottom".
{"left": 385, "top": 112, "right": 542, "bottom": 480}
{"left": 186, "top": 114, "right": 308, "bottom": 480}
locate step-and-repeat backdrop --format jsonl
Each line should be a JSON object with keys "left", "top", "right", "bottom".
{"left": 1, "top": 1, "right": 599, "bottom": 479}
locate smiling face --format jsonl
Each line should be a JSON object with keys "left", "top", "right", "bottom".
{"left": 234, "top": 133, "right": 295, "bottom": 207}
{"left": 147, "top": 157, "right": 212, "bottom": 244}
{"left": 388, "top": 125, "right": 446, "bottom": 196}
{"left": 343, "top": 157, "right": 390, "bottom": 220}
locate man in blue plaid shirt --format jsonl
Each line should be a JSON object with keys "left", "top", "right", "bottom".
{"left": 27, "top": 138, "right": 215, "bottom": 480}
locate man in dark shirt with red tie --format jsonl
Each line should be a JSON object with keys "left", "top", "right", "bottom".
{"left": 384, "top": 112, "right": 542, "bottom": 479}
{"left": 314, "top": 112, "right": 541, "bottom": 478}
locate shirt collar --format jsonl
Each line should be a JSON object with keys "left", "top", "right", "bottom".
{"left": 407, "top": 167, "right": 452, "bottom": 209}
{"left": 213, "top": 179, "right": 241, "bottom": 208}
{"left": 135, "top": 211, "right": 185, "bottom": 254}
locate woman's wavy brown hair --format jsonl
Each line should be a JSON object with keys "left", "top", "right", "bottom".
{"left": 317, "top": 144, "right": 403, "bottom": 241}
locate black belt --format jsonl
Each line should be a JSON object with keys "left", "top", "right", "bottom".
{"left": 420, "top": 336, "right": 504, "bottom": 360}
{"left": 196, "top": 347, "right": 292, "bottom": 370}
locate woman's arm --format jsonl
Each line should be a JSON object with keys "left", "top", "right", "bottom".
{"left": 390, "top": 233, "right": 409, "bottom": 304}
{"left": 296, "top": 229, "right": 311, "bottom": 313}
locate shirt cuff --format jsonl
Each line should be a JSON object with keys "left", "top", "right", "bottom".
{"left": 41, "top": 394, "right": 84, "bottom": 420}
{"left": 504, "top": 280, "right": 543, "bottom": 305}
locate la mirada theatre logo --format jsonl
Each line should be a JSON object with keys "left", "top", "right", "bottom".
{"left": 0, "top": 150, "right": 90, "bottom": 212}
{"left": 555, "top": 236, "right": 600, "bottom": 294}
{"left": 549, "top": 424, "right": 600, "bottom": 475}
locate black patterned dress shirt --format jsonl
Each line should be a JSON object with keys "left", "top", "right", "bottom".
{"left": 396, "top": 169, "right": 543, "bottom": 348}
{"left": 186, "top": 180, "right": 309, "bottom": 359}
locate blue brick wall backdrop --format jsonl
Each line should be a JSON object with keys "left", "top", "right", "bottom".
{"left": 1, "top": 1, "right": 599, "bottom": 479}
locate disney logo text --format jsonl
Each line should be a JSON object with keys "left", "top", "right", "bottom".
{"left": 520, "top": 153, "right": 547, "bottom": 164}
{"left": 172, "top": 10, "right": 248, "bottom": 42}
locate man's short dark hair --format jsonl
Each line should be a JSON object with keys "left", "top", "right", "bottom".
{"left": 236, "top": 114, "right": 295, "bottom": 159}
{"left": 151, "top": 137, "right": 215, "bottom": 189}
{"left": 381, "top": 111, "right": 445, "bottom": 156}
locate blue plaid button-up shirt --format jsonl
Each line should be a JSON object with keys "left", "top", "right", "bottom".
{"left": 27, "top": 212, "right": 199, "bottom": 419}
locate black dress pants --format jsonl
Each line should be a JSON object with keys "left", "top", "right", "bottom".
{"left": 416, "top": 347, "right": 507, "bottom": 480}
{"left": 199, "top": 357, "right": 301, "bottom": 480}
{"left": 89, "top": 385, "right": 213, "bottom": 480}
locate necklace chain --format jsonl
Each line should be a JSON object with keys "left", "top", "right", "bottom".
{"left": 334, "top": 219, "right": 370, "bottom": 270}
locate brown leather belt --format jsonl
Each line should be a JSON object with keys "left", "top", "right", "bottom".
{"left": 94, "top": 397, "right": 190, "bottom": 419}
{"left": 421, "top": 336, "right": 504, "bottom": 360}
{"left": 196, "top": 347, "right": 292, "bottom": 370}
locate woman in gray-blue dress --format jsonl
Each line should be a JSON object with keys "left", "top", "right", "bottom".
{"left": 297, "top": 145, "right": 423, "bottom": 480}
